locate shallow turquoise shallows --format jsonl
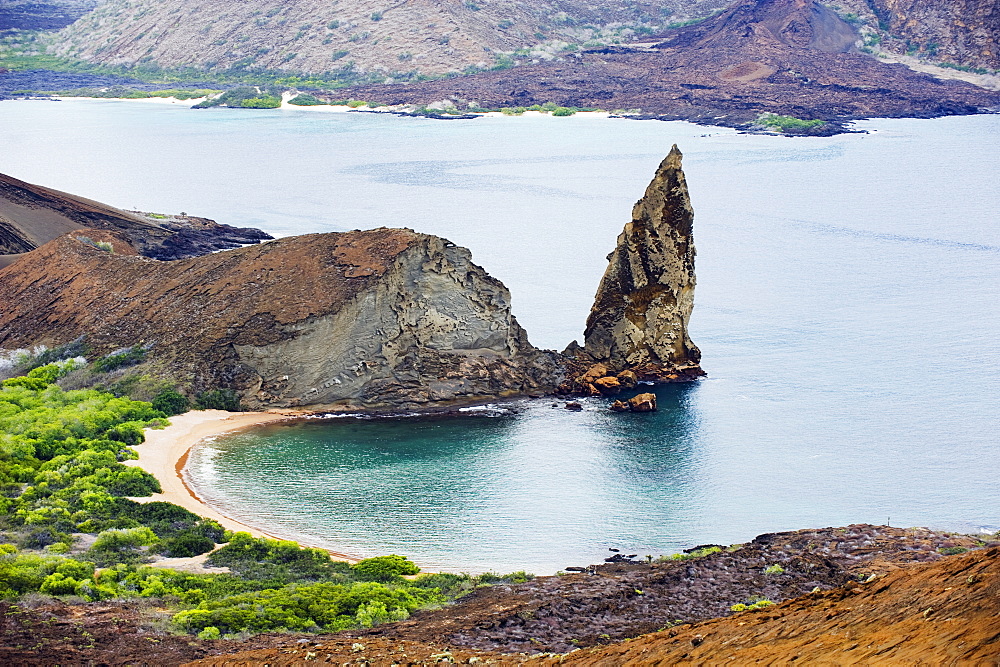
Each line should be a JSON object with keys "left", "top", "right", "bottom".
{"left": 1, "top": 101, "right": 998, "bottom": 573}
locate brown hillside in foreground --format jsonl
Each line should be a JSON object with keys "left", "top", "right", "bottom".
{"left": 554, "top": 545, "right": 1000, "bottom": 665}
{"left": 2, "top": 526, "right": 994, "bottom": 665}
{"left": 174, "top": 527, "right": 998, "bottom": 666}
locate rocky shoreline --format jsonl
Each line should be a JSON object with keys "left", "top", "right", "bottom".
{"left": 3, "top": 524, "right": 995, "bottom": 665}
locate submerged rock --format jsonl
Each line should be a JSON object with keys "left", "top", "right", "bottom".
{"left": 628, "top": 392, "right": 657, "bottom": 412}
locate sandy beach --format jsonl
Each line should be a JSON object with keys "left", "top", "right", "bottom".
{"left": 125, "top": 408, "right": 364, "bottom": 560}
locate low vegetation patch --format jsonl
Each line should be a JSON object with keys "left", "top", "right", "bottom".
{"left": 755, "top": 113, "right": 827, "bottom": 134}
{"left": 287, "top": 93, "right": 326, "bottom": 106}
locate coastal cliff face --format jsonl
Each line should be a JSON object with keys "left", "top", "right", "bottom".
{"left": 580, "top": 145, "right": 701, "bottom": 379}
{"left": 0, "top": 228, "right": 559, "bottom": 409}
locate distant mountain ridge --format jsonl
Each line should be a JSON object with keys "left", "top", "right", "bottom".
{"left": 331, "top": 0, "right": 1000, "bottom": 129}
{"left": 49, "top": 0, "right": 729, "bottom": 77}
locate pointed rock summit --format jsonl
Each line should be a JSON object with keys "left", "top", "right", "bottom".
{"left": 582, "top": 145, "right": 702, "bottom": 380}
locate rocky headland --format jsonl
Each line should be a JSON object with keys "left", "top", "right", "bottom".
{"left": 0, "top": 227, "right": 562, "bottom": 409}
{"left": 0, "top": 144, "right": 703, "bottom": 411}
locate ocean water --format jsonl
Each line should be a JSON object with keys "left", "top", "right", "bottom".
{"left": 1, "top": 100, "right": 998, "bottom": 573}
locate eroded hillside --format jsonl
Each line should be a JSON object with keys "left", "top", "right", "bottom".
{"left": 831, "top": 0, "right": 1000, "bottom": 71}
{"left": 50, "top": 0, "right": 729, "bottom": 77}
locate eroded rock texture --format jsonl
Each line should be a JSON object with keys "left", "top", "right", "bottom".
{"left": 581, "top": 145, "right": 702, "bottom": 380}
{"left": 0, "top": 228, "right": 559, "bottom": 409}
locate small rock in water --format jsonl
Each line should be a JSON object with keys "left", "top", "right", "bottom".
{"left": 565, "top": 402, "right": 584, "bottom": 411}
{"left": 610, "top": 399, "right": 629, "bottom": 412}
{"left": 628, "top": 393, "right": 657, "bottom": 412}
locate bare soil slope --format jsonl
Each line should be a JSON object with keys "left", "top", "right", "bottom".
{"left": 556, "top": 545, "right": 1000, "bottom": 665}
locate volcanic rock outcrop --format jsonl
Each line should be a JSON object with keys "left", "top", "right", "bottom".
{"left": 584, "top": 145, "right": 700, "bottom": 374}
{"left": 563, "top": 145, "right": 703, "bottom": 395}
{"left": 0, "top": 227, "right": 560, "bottom": 409}
{"left": 0, "top": 171, "right": 271, "bottom": 268}
{"left": 859, "top": 0, "right": 1000, "bottom": 71}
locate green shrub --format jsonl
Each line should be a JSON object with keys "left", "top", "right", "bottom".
{"left": 194, "top": 389, "right": 242, "bottom": 412}
{"left": 666, "top": 546, "right": 722, "bottom": 561}
{"left": 764, "top": 564, "right": 785, "bottom": 575}
{"left": 939, "top": 546, "right": 968, "bottom": 556}
{"left": 731, "top": 598, "right": 775, "bottom": 612}
{"left": 93, "top": 345, "right": 147, "bottom": 373}
{"left": 240, "top": 96, "right": 281, "bottom": 109}
{"left": 352, "top": 555, "right": 420, "bottom": 581}
{"left": 151, "top": 389, "right": 189, "bottom": 416}
{"left": 88, "top": 527, "right": 159, "bottom": 566}
{"left": 206, "top": 533, "right": 352, "bottom": 583}
{"left": 756, "top": 113, "right": 827, "bottom": 134}
{"left": 551, "top": 106, "right": 576, "bottom": 116}
{"left": 2, "top": 376, "right": 49, "bottom": 390}
{"left": 288, "top": 93, "right": 325, "bottom": 106}
{"left": 500, "top": 106, "right": 526, "bottom": 116}
{"left": 160, "top": 532, "right": 216, "bottom": 558}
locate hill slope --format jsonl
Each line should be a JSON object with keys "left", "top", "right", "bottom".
{"left": 50, "top": 0, "right": 729, "bottom": 77}
{"left": 0, "top": 171, "right": 270, "bottom": 267}
{"left": 333, "top": 0, "right": 1000, "bottom": 128}
{"left": 831, "top": 0, "right": 1000, "bottom": 71}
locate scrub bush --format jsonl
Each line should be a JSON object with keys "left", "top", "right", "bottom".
{"left": 352, "top": 554, "right": 420, "bottom": 581}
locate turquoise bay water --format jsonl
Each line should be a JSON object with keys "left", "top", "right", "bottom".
{"left": 1, "top": 101, "right": 998, "bottom": 572}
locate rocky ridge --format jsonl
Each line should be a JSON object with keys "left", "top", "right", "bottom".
{"left": 49, "top": 0, "right": 728, "bottom": 78}
{"left": 832, "top": 0, "right": 1000, "bottom": 71}
{"left": 329, "top": 0, "right": 1000, "bottom": 130}
{"left": 0, "top": 171, "right": 271, "bottom": 268}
